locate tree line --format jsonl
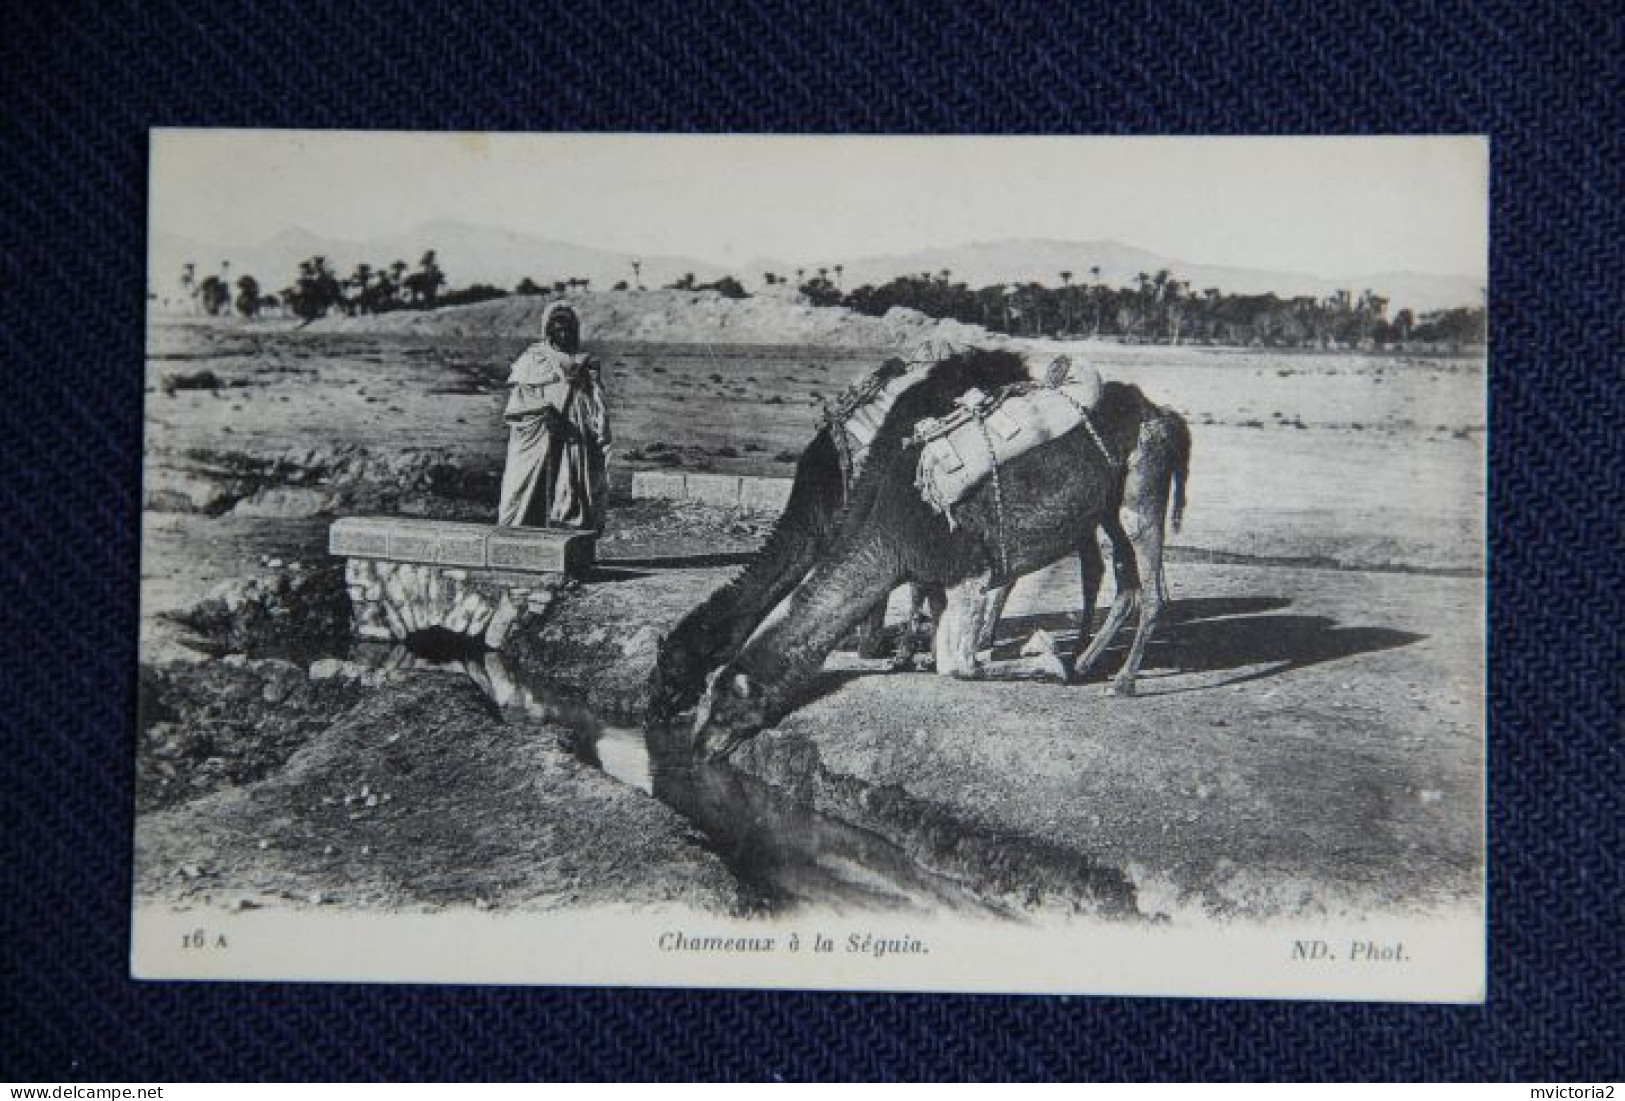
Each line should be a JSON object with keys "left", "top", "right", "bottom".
{"left": 178, "top": 252, "right": 459, "bottom": 321}
{"left": 831, "top": 268, "right": 1485, "bottom": 348}
{"left": 174, "top": 252, "right": 755, "bottom": 322}
{"left": 172, "top": 254, "right": 1484, "bottom": 347}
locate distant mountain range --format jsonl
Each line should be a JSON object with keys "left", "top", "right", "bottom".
{"left": 150, "top": 220, "right": 1483, "bottom": 314}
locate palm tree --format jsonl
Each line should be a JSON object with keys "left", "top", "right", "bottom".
{"left": 348, "top": 263, "right": 373, "bottom": 313}
{"left": 631, "top": 260, "right": 642, "bottom": 289}
{"left": 235, "top": 274, "right": 260, "bottom": 318}
{"left": 1133, "top": 273, "right": 1154, "bottom": 335}
{"left": 180, "top": 262, "right": 196, "bottom": 314}
{"left": 1166, "top": 286, "right": 1188, "bottom": 345}
{"left": 416, "top": 251, "right": 445, "bottom": 306}
{"left": 833, "top": 264, "right": 844, "bottom": 290}
{"left": 389, "top": 260, "right": 408, "bottom": 308}
{"left": 1090, "top": 265, "right": 1103, "bottom": 334}
{"left": 1059, "top": 270, "right": 1073, "bottom": 333}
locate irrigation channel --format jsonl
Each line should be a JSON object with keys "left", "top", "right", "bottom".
{"left": 355, "top": 636, "right": 1010, "bottom": 918}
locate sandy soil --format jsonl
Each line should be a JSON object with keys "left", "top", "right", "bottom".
{"left": 735, "top": 562, "right": 1483, "bottom": 920}
{"left": 145, "top": 319, "right": 1484, "bottom": 572}
{"left": 137, "top": 314, "right": 1486, "bottom": 921}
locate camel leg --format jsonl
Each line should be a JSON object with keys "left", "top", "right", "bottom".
{"left": 914, "top": 585, "right": 947, "bottom": 672}
{"left": 1103, "top": 422, "right": 1175, "bottom": 696}
{"left": 934, "top": 574, "right": 988, "bottom": 679}
{"left": 1074, "top": 528, "right": 1106, "bottom": 657}
{"left": 889, "top": 583, "right": 934, "bottom": 671}
{"left": 1071, "top": 515, "right": 1140, "bottom": 685}
{"left": 975, "top": 583, "right": 1011, "bottom": 652}
{"left": 853, "top": 594, "right": 891, "bottom": 658}
{"left": 1109, "top": 495, "right": 1168, "bottom": 698}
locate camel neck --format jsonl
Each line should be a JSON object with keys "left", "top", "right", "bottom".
{"left": 734, "top": 527, "right": 904, "bottom": 714}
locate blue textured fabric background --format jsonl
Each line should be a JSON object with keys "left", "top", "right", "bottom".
{"left": 3, "top": 0, "right": 1621, "bottom": 1081}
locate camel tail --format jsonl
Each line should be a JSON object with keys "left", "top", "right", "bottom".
{"left": 1164, "top": 408, "right": 1191, "bottom": 534}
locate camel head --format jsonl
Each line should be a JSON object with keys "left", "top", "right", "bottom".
{"left": 691, "top": 665, "right": 770, "bottom": 760}
{"left": 646, "top": 633, "right": 703, "bottom": 725}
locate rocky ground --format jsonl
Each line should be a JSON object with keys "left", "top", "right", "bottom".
{"left": 136, "top": 674, "right": 743, "bottom": 914}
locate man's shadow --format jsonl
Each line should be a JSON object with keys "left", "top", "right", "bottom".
{"left": 801, "top": 593, "right": 1423, "bottom": 706}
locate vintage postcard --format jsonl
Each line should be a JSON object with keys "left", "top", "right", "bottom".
{"left": 134, "top": 131, "right": 1486, "bottom": 1000}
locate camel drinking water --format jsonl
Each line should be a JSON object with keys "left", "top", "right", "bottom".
{"left": 693, "top": 380, "right": 1189, "bottom": 758}
{"left": 646, "top": 348, "right": 1033, "bottom": 722}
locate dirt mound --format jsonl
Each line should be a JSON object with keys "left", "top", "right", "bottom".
{"left": 309, "top": 290, "right": 1017, "bottom": 350}
{"left": 137, "top": 657, "right": 370, "bottom": 812}
{"left": 135, "top": 674, "right": 743, "bottom": 913}
{"left": 163, "top": 563, "right": 351, "bottom": 659}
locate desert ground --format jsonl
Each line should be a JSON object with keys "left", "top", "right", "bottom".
{"left": 137, "top": 296, "right": 1485, "bottom": 922}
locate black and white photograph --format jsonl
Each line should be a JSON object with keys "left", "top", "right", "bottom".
{"left": 133, "top": 132, "right": 1486, "bottom": 1000}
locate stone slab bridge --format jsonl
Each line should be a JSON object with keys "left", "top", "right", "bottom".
{"left": 329, "top": 517, "right": 595, "bottom": 650}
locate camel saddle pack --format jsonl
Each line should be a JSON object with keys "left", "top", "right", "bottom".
{"left": 908, "top": 359, "right": 1112, "bottom": 536}
{"left": 821, "top": 338, "right": 969, "bottom": 491}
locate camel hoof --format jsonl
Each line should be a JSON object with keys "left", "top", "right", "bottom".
{"left": 1106, "top": 678, "right": 1137, "bottom": 698}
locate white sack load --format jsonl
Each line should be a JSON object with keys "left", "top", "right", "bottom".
{"left": 909, "top": 358, "right": 1106, "bottom": 526}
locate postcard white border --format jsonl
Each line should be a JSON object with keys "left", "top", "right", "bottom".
{"left": 132, "top": 904, "right": 1484, "bottom": 1002}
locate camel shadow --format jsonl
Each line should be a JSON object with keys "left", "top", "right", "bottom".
{"left": 800, "top": 595, "right": 1424, "bottom": 708}
{"left": 993, "top": 594, "right": 1424, "bottom": 692}
{"left": 988, "top": 594, "right": 1294, "bottom": 655}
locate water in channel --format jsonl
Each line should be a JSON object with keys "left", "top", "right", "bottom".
{"left": 363, "top": 639, "right": 1008, "bottom": 918}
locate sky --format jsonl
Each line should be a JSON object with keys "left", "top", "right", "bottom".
{"left": 150, "top": 131, "right": 1488, "bottom": 279}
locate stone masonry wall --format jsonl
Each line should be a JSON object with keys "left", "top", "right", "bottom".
{"left": 344, "top": 559, "right": 571, "bottom": 650}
